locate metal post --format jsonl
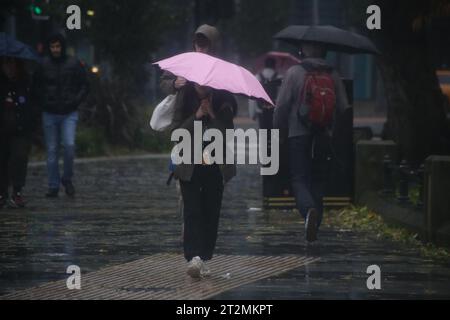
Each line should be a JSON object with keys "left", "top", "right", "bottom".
{"left": 6, "top": 14, "right": 17, "bottom": 37}
{"left": 382, "top": 154, "right": 394, "bottom": 195}
{"left": 416, "top": 164, "right": 425, "bottom": 209}
{"left": 312, "top": 0, "right": 320, "bottom": 25}
{"left": 397, "top": 160, "right": 410, "bottom": 203}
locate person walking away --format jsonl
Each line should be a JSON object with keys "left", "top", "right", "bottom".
{"left": 273, "top": 43, "right": 350, "bottom": 243}
{"left": 0, "top": 57, "right": 39, "bottom": 208}
{"left": 33, "top": 33, "right": 89, "bottom": 198}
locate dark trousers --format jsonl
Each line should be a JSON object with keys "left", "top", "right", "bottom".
{"left": 180, "top": 165, "right": 224, "bottom": 262}
{"left": 0, "top": 135, "right": 31, "bottom": 196}
{"left": 288, "top": 134, "right": 331, "bottom": 228}
{"left": 258, "top": 108, "right": 274, "bottom": 130}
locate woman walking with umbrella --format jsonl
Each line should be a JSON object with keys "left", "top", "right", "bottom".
{"left": 155, "top": 25, "right": 273, "bottom": 278}
{"left": 159, "top": 25, "right": 237, "bottom": 278}
{"left": 159, "top": 25, "right": 222, "bottom": 248}
{"left": 172, "top": 82, "right": 237, "bottom": 278}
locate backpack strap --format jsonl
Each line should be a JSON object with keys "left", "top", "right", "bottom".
{"left": 298, "top": 64, "right": 314, "bottom": 104}
{"left": 300, "top": 61, "right": 334, "bottom": 73}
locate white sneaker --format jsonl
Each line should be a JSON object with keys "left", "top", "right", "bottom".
{"left": 187, "top": 256, "right": 203, "bottom": 279}
{"left": 200, "top": 262, "right": 211, "bottom": 277}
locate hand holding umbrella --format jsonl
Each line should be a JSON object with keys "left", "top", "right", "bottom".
{"left": 174, "top": 76, "right": 188, "bottom": 89}
{"left": 194, "top": 84, "right": 215, "bottom": 119}
{"left": 204, "top": 98, "right": 217, "bottom": 120}
{"left": 195, "top": 96, "right": 213, "bottom": 120}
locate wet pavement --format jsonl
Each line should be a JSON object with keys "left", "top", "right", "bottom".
{"left": 1, "top": 155, "right": 450, "bottom": 299}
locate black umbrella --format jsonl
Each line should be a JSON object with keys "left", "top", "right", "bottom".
{"left": 0, "top": 32, "right": 40, "bottom": 61}
{"left": 274, "top": 25, "right": 380, "bottom": 55}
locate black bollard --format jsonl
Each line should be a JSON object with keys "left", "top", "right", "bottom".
{"left": 397, "top": 160, "right": 410, "bottom": 203}
{"left": 382, "top": 154, "right": 394, "bottom": 195}
{"left": 416, "top": 164, "right": 425, "bottom": 209}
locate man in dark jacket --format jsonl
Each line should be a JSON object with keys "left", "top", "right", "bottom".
{"left": 34, "top": 33, "right": 89, "bottom": 198}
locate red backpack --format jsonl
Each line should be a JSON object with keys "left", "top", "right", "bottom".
{"left": 297, "top": 63, "right": 336, "bottom": 130}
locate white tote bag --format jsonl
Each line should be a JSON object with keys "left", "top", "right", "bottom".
{"left": 150, "top": 94, "right": 177, "bottom": 132}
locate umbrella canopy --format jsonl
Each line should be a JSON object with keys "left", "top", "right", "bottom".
{"left": 0, "top": 32, "right": 40, "bottom": 62}
{"left": 154, "top": 52, "right": 274, "bottom": 106}
{"left": 253, "top": 51, "right": 301, "bottom": 75}
{"left": 274, "top": 25, "right": 380, "bottom": 55}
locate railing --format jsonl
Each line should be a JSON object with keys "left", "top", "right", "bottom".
{"left": 381, "top": 155, "right": 425, "bottom": 209}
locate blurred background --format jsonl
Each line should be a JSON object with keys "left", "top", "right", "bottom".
{"left": 1, "top": 0, "right": 450, "bottom": 164}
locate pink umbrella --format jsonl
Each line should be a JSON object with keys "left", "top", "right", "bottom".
{"left": 254, "top": 51, "right": 301, "bottom": 75}
{"left": 154, "top": 52, "right": 274, "bottom": 106}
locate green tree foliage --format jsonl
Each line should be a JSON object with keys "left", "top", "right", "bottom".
{"left": 45, "top": 0, "right": 188, "bottom": 147}
{"left": 50, "top": 0, "right": 187, "bottom": 84}
{"left": 225, "top": 0, "right": 290, "bottom": 62}
{"left": 1, "top": 0, "right": 29, "bottom": 30}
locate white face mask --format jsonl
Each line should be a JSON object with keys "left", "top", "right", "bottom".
{"left": 299, "top": 50, "right": 306, "bottom": 59}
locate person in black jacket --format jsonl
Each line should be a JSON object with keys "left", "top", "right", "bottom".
{"left": 0, "top": 57, "right": 39, "bottom": 208}
{"left": 33, "top": 33, "right": 89, "bottom": 198}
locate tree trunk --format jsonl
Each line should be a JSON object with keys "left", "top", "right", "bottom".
{"left": 378, "top": 49, "right": 448, "bottom": 166}
{"left": 375, "top": 0, "right": 450, "bottom": 166}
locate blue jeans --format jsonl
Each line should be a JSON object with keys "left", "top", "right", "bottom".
{"left": 288, "top": 134, "right": 332, "bottom": 228}
{"left": 42, "top": 111, "right": 78, "bottom": 190}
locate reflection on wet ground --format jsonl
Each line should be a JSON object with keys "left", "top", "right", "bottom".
{"left": 1, "top": 157, "right": 450, "bottom": 299}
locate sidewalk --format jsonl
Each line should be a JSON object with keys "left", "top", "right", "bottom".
{"left": 1, "top": 156, "right": 450, "bottom": 299}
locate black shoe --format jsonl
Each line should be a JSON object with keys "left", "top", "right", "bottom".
{"left": 62, "top": 180, "right": 75, "bottom": 197}
{"left": 45, "top": 189, "right": 59, "bottom": 198}
{"left": 0, "top": 194, "right": 7, "bottom": 209}
{"left": 305, "top": 208, "right": 319, "bottom": 243}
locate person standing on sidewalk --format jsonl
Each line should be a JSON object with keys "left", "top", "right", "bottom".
{"left": 33, "top": 33, "right": 89, "bottom": 198}
{"left": 273, "top": 43, "right": 350, "bottom": 243}
{"left": 0, "top": 57, "right": 39, "bottom": 208}
{"left": 160, "top": 25, "right": 237, "bottom": 278}
{"left": 249, "top": 57, "right": 282, "bottom": 129}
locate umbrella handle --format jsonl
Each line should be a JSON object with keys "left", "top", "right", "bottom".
{"left": 198, "top": 93, "right": 212, "bottom": 102}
